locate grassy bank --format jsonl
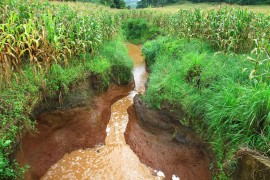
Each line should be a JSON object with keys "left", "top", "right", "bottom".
{"left": 0, "top": 38, "right": 132, "bottom": 179}
{"left": 0, "top": 0, "right": 132, "bottom": 178}
{"left": 142, "top": 37, "right": 270, "bottom": 179}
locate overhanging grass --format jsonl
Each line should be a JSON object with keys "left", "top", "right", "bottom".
{"left": 142, "top": 36, "right": 270, "bottom": 178}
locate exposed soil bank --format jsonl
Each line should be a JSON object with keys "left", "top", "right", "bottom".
{"left": 232, "top": 148, "right": 270, "bottom": 180}
{"left": 15, "top": 81, "right": 134, "bottom": 180}
{"left": 125, "top": 95, "right": 211, "bottom": 180}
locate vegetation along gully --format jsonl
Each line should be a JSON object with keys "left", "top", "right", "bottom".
{"left": 1, "top": 0, "right": 270, "bottom": 179}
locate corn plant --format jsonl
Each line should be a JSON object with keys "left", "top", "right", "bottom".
{"left": 0, "top": 0, "right": 124, "bottom": 88}
{"left": 246, "top": 36, "right": 270, "bottom": 83}
{"left": 117, "top": 7, "right": 270, "bottom": 55}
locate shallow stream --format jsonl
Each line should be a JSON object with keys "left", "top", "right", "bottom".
{"left": 41, "top": 44, "right": 163, "bottom": 179}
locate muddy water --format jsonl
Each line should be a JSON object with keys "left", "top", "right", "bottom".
{"left": 42, "top": 44, "right": 161, "bottom": 179}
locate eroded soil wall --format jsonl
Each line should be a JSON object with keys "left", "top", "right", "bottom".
{"left": 15, "top": 82, "right": 133, "bottom": 180}
{"left": 125, "top": 95, "right": 212, "bottom": 180}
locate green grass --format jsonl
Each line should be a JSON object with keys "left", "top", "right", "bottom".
{"left": 121, "top": 18, "right": 161, "bottom": 44}
{"left": 142, "top": 36, "right": 270, "bottom": 178}
{"left": 0, "top": 37, "right": 132, "bottom": 179}
{"left": 0, "top": 37, "right": 132, "bottom": 147}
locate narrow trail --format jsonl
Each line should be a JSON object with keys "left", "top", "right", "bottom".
{"left": 42, "top": 43, "right": 162, "bottom": 179}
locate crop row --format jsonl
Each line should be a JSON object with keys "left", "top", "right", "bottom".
{"left": 0, "top": 0, "right": 122, "bottom": 88}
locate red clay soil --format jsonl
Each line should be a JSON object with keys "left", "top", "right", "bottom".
{"left": 15, "top": 83, "right": 133, "bottom": 180}
{"left": 125, "top": 104, "right": 211, "bottom": 180}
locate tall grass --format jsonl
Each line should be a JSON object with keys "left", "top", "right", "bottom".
{"left": 142, "top": 37, "right": 270, "bottom": 179}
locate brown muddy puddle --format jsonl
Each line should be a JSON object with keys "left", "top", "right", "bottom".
{"left": 42, "top": 44, "right": 172, "bottom": 179}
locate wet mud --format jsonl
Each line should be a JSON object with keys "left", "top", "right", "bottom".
{"left": 15, "top": 82, "right": 133, "bottom": 179}
{"left": 125, "top": 101, "right": 211, "bottom": 180}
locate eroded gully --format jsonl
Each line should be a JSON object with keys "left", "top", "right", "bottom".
{"left": 41, "top": 43, "right": 163, "bottom": 179}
